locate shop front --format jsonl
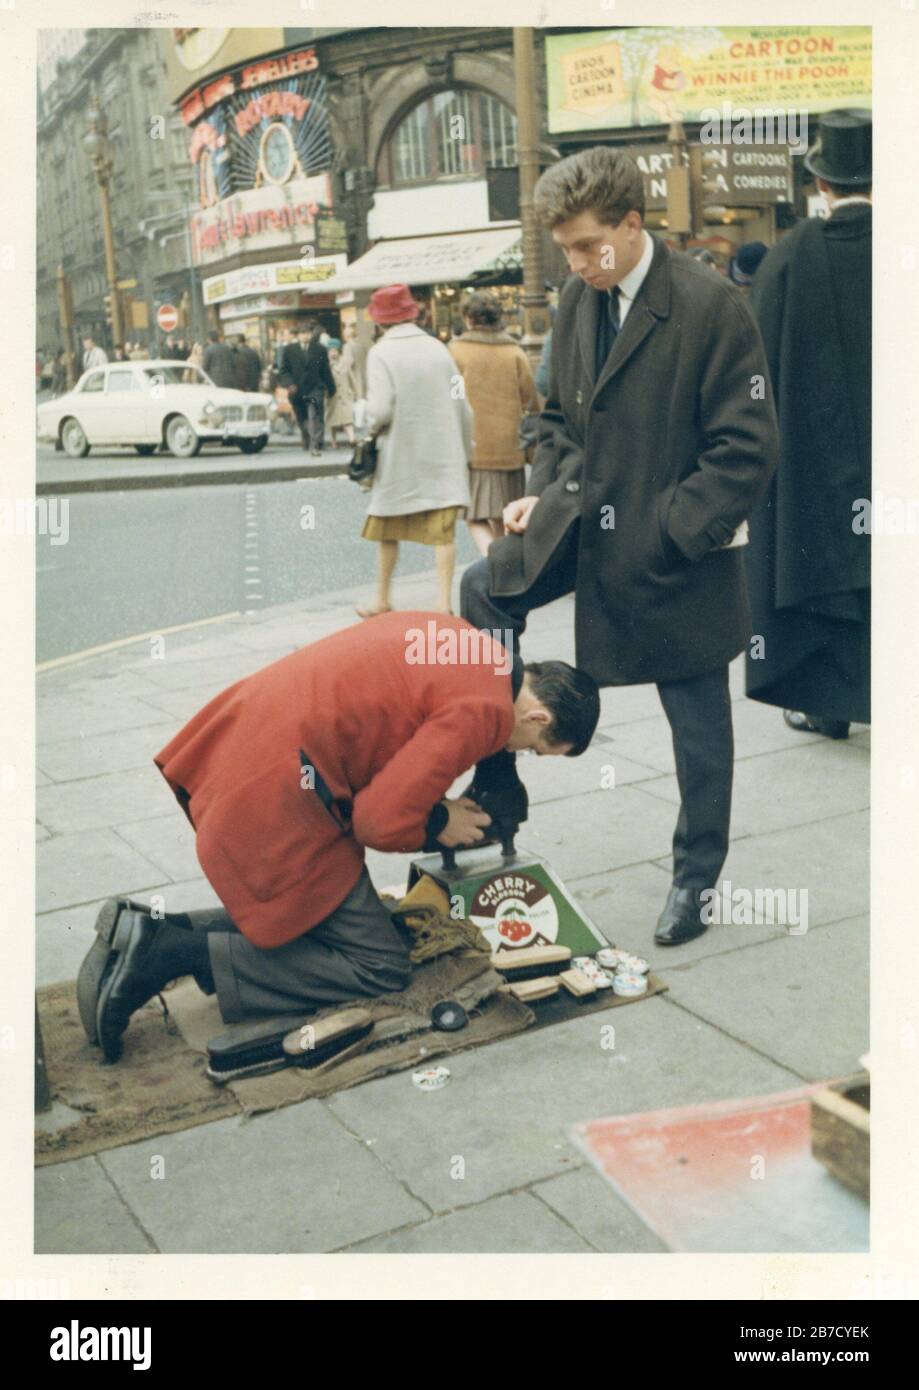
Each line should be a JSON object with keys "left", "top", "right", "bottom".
{"left": 321, "top": 223, "right": 524, "bottom": 338}
{"left": 201, "top": 255, "right": 352, "bottom": 357}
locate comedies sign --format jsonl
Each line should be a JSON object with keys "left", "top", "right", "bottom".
{"left": 633, "top": 143, "right": 793, "bottom": 207}
{"left": 546, "top": 26, "right": 872, "bottom": 132}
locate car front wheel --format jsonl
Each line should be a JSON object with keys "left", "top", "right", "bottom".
{"left": 61, "top": 418, "right": 91, "bottom": 458}
{"left": 237, "top": 436, "right": 268, "bottom": 454}
{"left": 165, "top": 415, "right": 202, "bottom": 459}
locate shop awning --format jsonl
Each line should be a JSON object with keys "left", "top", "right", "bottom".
{"left": 317, "top": 224, "right": 522, "bottom": 291}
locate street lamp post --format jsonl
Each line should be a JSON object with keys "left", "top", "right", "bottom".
{"left": 513, "top": 26, "right": 549, "bottom": 370}
{"left": 83, "top": 94, "right": 124, "bottom": 346}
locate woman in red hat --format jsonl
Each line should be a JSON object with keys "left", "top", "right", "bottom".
{"left": 357, "top": 284, "right": 473, "bottom": 617}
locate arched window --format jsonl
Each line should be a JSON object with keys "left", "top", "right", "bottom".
{"left": 380, "top": 88, "right": 517, "bottom": 187}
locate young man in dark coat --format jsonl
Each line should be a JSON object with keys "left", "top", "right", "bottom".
{"left": 745, "top": 109, "right": 871, "bottom": 740}
{"left": 461, "top": 146, "right": 779, "bottom": 947}
{"left": 278, "top": 321, "right": 337, "bottom": 455}
{"left": 75, "top": 614, "right": 599, "bottom": 1062}
{"left": 202, "top": 330, "right": 237, "bottom": 388}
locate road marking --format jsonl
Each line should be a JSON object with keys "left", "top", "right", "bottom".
{"left": 37, "top": 611, "right": 241, "bottom": 673}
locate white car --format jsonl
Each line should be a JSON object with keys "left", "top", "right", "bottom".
{"left": 37, "top": 360, "right": 276, "bottom": 459}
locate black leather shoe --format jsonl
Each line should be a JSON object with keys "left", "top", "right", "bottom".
{"left": 76, "top": 897, "right": 151, "bottom": 1046}
{"left": 654, "top": 886, "right": 710, "bottom": 947}
{"left": 460, "top": 777, "right": 528, "bottom": 849}
{"left": 95, "top": 911, "right": 175, "bottom": 1063}
{"left": 783, "top": 709, "right": 850, "bottom": 739}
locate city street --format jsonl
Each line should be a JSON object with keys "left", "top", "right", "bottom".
{"left": 37, "top": 470, "right": 477, "bottom": 662}
{"left": 22, "top": 16, "right": 885, "bottom": 1299}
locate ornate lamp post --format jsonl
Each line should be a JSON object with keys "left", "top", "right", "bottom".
{"left": 83, "top": 93, "right": 124, "bottom": 346}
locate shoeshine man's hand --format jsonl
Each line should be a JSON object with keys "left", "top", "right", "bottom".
{"left": 437, "top": 797, "right": 492, "bottom": 848}
{"left": 503, "top": 496, "right": 539, "bottom": 534}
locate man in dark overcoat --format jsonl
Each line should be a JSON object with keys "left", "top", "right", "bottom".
{"left": 232, "top": 333, "right": 263, "bottom": 392}
{"left": 461, "top": 146, "right": 779, "bottom": 947}
{"left": 278, "top": 321, "right": 337, "bottom": 454}
{"left": 745, "top": 109, "right": 871, "bottom": 739}
{"left": 202, "top": 330, "right": 237, "bottom": 388}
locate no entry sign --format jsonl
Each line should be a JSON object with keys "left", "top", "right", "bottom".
{"left": 156, "top": 303, "right": 179, "bottom": 332}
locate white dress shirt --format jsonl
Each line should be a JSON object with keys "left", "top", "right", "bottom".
{"left": 613, "top": 230, "right": 654, "bottom": 327}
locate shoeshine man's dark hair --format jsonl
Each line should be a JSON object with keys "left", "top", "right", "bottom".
{"left": 523, "top": 660, "right": 600, "bottom": 756}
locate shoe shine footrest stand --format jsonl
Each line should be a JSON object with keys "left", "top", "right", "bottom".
{"left": 408, "top": 832, "right": 608, "bottom": 960}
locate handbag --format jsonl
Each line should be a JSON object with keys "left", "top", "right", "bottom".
{"left": 348, "top": 433, "right": 379, "bottom": 484}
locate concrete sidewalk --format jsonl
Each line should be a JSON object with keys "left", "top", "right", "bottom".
{"left": 35, "top": 572, "right": 869, "bottom": 1254}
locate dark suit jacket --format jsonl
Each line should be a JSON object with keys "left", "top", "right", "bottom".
{"left": 278, "top": 339, "right": 336, "bottom": 400}
{"left": 487, "top": 233, "right": 779, "bottom": 685}
{"left": 202, "top": 341, "right": 237, "bottom": 389}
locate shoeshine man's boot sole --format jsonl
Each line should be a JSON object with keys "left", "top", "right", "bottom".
{"left": 76, "top": 898, "right": 141, "bottom": 1046}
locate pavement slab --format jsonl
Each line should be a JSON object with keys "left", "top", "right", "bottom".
{"left": 113, "top": 813, "right": 203, "bottom": 883}
{"left": 326, "top": 999, "right": 797, "bottom": 1214}
{"left": 531, "top": 1164, "right": 669, "bottom": 1253}
{"left": 636, "top": 737, "right": 870, "bottom": 840}
{"left": 36, "top": 828, "right": 167, "bottom": 914}
{"left": 38, "top": 693, "right": 174, "bottom": 744}
{"left": 97, "top": 1102, "right": 428, "bottom": 1254}
{"left": 341, "top": 1190, "right": 593, "bottom": 1254}
{"left": 663, "top": 915, "right": 869, "bottom": 1081}
{"left": 37, "top": 764, "right": 168, "bottom": 837}
{"left": 35, "top": 1157, "right": 155, "bottom": 1255}
{"left": 518, "top": 785, "right": 680, "bottom": 880}
{"left": 37, "top": 722, "right": 178, "bottom": 783}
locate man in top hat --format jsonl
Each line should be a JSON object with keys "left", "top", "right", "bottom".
{"left": 744, "top": 109, "right": 871, "bottom": 740}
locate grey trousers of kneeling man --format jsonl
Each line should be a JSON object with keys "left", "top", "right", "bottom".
{"left": 204, "top": 868, "right": 413, "bottom": 1024}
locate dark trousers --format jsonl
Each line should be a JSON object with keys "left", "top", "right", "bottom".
{"left": 460, "top": 527, "right": 734, "bottom": 890}
{"left": 291, "top": 390, "right": 326, "bottom": 450}
{"left": 195, "top": 869, "right": 412, "bottom": 1024}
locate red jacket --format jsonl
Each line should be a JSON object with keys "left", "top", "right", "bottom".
{"left": 153, "top": 612, "right": 515, "bottom": 948}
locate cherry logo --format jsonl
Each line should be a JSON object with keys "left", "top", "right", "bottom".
{"left": 498, "top": 918, "right": 531, "bottom": 943}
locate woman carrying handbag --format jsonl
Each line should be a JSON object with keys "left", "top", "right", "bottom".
{"left": 355, "top": 284, "right": 473, "bottom": 618}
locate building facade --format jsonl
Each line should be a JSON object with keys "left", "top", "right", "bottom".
{"left": 165, "top": 26, "right": 567, "bottom": 356}
{"left": 37, "top": 26, "right": 199, "bottom": 361}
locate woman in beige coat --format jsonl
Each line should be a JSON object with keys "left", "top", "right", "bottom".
{"left": 448, "top": 292, "right": 539, "bottom": 555}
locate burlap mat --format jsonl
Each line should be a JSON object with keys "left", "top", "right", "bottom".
{"left": 36, "top": 939, "right": 665, "bottom": 1164}
{"left": 35, "top": 981, "right": 238, "bottom": 1167}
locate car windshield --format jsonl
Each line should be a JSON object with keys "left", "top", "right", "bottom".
{"left": 140, "top": 365, "right": 212, "bottom": 386}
